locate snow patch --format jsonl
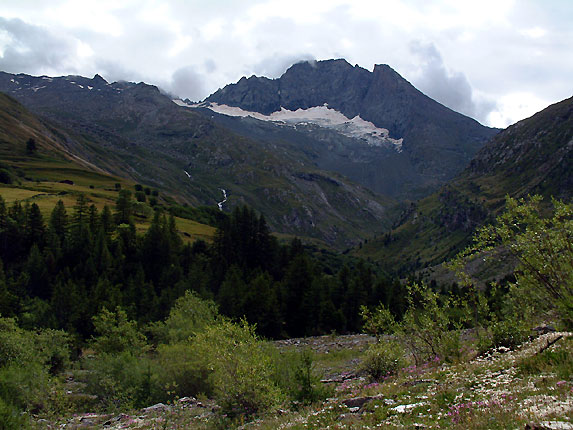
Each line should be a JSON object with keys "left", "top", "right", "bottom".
{"left": 41, "top": 77, "right": 53, "bottom": 82}
{"left": 31, "top": 86, "right": 46, "bottom": 92}
{"left": 191, "top": 102, "right": 403, "bottom": 151}
{"left": 173, "top": 99, "right": 193, "bottom": 107}
{"left": 77, "top": 84, "right": 84, "bottom": 89}
{"left": 87, "top": 86, "right": 93, "bottom": 90}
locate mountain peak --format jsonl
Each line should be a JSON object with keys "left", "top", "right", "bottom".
{"left": 92, "top": 74, "right": 108, "bottom": 85}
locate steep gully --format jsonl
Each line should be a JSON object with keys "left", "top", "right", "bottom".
{"left": 184, "top": 170, "right": 227, "bottom": 211}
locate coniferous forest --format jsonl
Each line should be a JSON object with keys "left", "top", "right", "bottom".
{"left": 0, "top": 191, "right": 406, "bottom": 342}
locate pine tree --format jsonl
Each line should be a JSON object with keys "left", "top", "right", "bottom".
{"left": 217, "top": 264, "right": 247, "bottom": 318}
{"left": 282, "top": 253, "right": 313, "bottom": 337}
{"left": 26, "top": 203, "right": 46, "bottom": 248}
{"left": 100, "top": 205, "right": 114, "bottom": 236}
{"left": 0, "top": 258, "right": 17, "bottom": 317}
{"left": 49, "top": 200, "right": 68, "bottom": 245}
{"left": 114, "top": 190, "right": 133, "bottom": 225}
{"left": 25, "top": 244, "right": 49, "bottom": 299}
{"left": 26, "top": 137, "right": 37, "bottom": 155}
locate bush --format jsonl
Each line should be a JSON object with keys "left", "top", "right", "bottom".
{"left": 450, "top": 196, "right": 573, "bottom": 329}
{"left": 83, "top": 352, "right": 163, "bottom": 410}
{"left": 0, "top": 318, "right": 36, "bottom": 366}
{"left": 151, "top": 290, "right": 218, "bottom": 344}
{"left": 269, "top": 349, "right": 331, "bottom": 406}
{"left": 90, "top": 307, "right": 147, "bottom": 355}
{"left": 0, "top": 169, "right": 13, "bottom": 184}
{"left": 0, "top": 397, "right": 29, "bottom": 430}
{"left": 359, "top": 340, "right": 407, "bottom": 380}
{"left": 0, "top": 318, "right": 70, "bottom": 413}
{"left": 155, "top": 342, "right": 212, "bottom": 399}
{"left": 397, "top": 283, "right": 468, "bottom": 365}
{"left": 35, "top": 329, "right": 72, "bottom": 375}
{"left": 360, "top": 304, "right": 396, "bottom": 336}
{"left": 191, "top": 319, "right": 284, "bottom": 417}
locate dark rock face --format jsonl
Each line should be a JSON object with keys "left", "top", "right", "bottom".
{"left": 468, "top": 96, "right": 573, "bottom": 201}
{"left": 0, "top": 70, "right": 395, "bottom": 248}
{"left": 207, "top": 59, "right": 499, "bottom": 193}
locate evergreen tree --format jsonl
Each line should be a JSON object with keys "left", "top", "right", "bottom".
{"left": 26, "top": 203, "right": 45, "bottom": 248}
{"left": 282, "top": 253, "right": 313, "bottom": 337}
{"left": 49, "top": 200, "right": 68, "bottom": 246}
{"left": 114, "top": 190, "right": 133, "bottom": 225}
{"left": 25, "top": 244, "right": 49, "bottom": 299}
{"left": 243, "top": 271, "right": 281, "bottom": 338}
{"left": 100, "top": 205, "right": 114, "bottom": 236}
{"left": 217, "top": 264, "right": 247, "bottom": 318}
{"left": 26, "top": 137, "right": 37, "bottom": 155}
{"left": 88, "top": 204, "right": 99, "bottom": 233}
{"left": 69, "top": 195, "right": 93, "bottom": 265}
{"left": 0, "top": 258, "right": 17, "bottom": 317}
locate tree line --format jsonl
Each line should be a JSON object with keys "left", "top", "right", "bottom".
{"left": 0, "top": 191, "right": 407, "bottom": 341}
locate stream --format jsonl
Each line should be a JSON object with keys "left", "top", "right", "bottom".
{"left": 184, "top": 170, "right": 227, "bottom": 211}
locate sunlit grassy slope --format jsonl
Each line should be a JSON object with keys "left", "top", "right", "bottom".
{"left": 0, "top": 92, "right": 215, "bottom": 242}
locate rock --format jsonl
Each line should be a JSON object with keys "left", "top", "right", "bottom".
{"left": 533, "top": 325, "right": 557, "bottom": 335}
{"left": 391, "top": 402, "right": 425, "bottom": 413}
{"left": 142, "top": 403, "right": 171, "bottom": 413}
{"left": 525, "top": 422, "right": 573, "bottom": 430}
{"left": 103, "top": 414, "right": 129, "bottom": 426}
{"left": 343, "top": 396, "right": 372, "bottom": 408}
{"left": 342, "top": 393, "right": 389, "bottom": 409}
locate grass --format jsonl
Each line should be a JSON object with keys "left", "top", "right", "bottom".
{"left": 28, "top": 331, "right": 573, "bottom": 429}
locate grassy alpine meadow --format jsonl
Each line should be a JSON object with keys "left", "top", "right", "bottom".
{"left": 28, "top": 331, "right": 572, "bottom": 429}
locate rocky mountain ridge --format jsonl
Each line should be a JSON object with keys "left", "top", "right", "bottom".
{"left": 0, "top": 70, "right": 396, "bottom": 248}
{"left": 356, "top": 96, "right": 573, "bottom": 273}
{"left": 203, "top": 59, "right": 499, "bottom": 199}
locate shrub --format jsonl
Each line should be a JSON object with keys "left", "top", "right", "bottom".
{"left": 360, "top": 304, "right": 396, "bottom": 336}
{"left": 0, "top": 397, "right": 29, "bottom": 430}
{"left": 270, "top": 349, "right": 331, "bottom": 406}
{"left": 450, "top": 196, "right": 573, "bottom": 329}
{"left": 0, "top": 318, "right": 35, "bottom": 366}
{"left": 90, "top": 307, "right": 147, "bottom": 355}
{"left": 35, "top": 329, "right": 72, "bottom": 375}
{"left": 359, "top": 340, "right": 407, "bottom": 380}
{"left": 0, "top": 363, "right": 50, "bottom": 412}
{"left": 397, "top": 283, "right": 468, "bottom": 365}
{"left": 155, "top": 342, "right": 212, "bottom": 399}
{"left": 83, "top": 352, "right": 163, "bottom": 410}
{"left": 191, "top": 319, "right": 284, "bottom": 417}
{"left": 0, "top": 318, "right": 70, "bottom": 413}
{"left": 152, "top": 290, "right": 218, "bottom": 344}
{"left": 0, "top": 169, "right": 13, "bottom": 185}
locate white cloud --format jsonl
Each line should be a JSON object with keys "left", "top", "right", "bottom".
{"left": 487, "top": 92, "right": 551, "bottom": 128}
{"left": 408, "top": 41, "right": 497, "bottom": 124}
{"left": 0, "top": 0, "right": 571, "bottom": 127}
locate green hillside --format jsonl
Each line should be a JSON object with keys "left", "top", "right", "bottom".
{"left": 0, "top": 92, "right": 216, "bottom": 242}
{"left": 355, "top": 96, "right": 573, "bottom": 275}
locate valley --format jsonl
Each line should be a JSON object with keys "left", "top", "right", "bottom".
{"left": 0, "top": 58, "right": 571, "bottom": 430}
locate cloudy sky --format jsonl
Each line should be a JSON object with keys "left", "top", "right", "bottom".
{"left": 0, "top": 0, "right": 571, "bottom": 128}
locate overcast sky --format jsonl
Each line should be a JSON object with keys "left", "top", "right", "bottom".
{"left": 0, "top": 0, "right": 571, "bottom": 128}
